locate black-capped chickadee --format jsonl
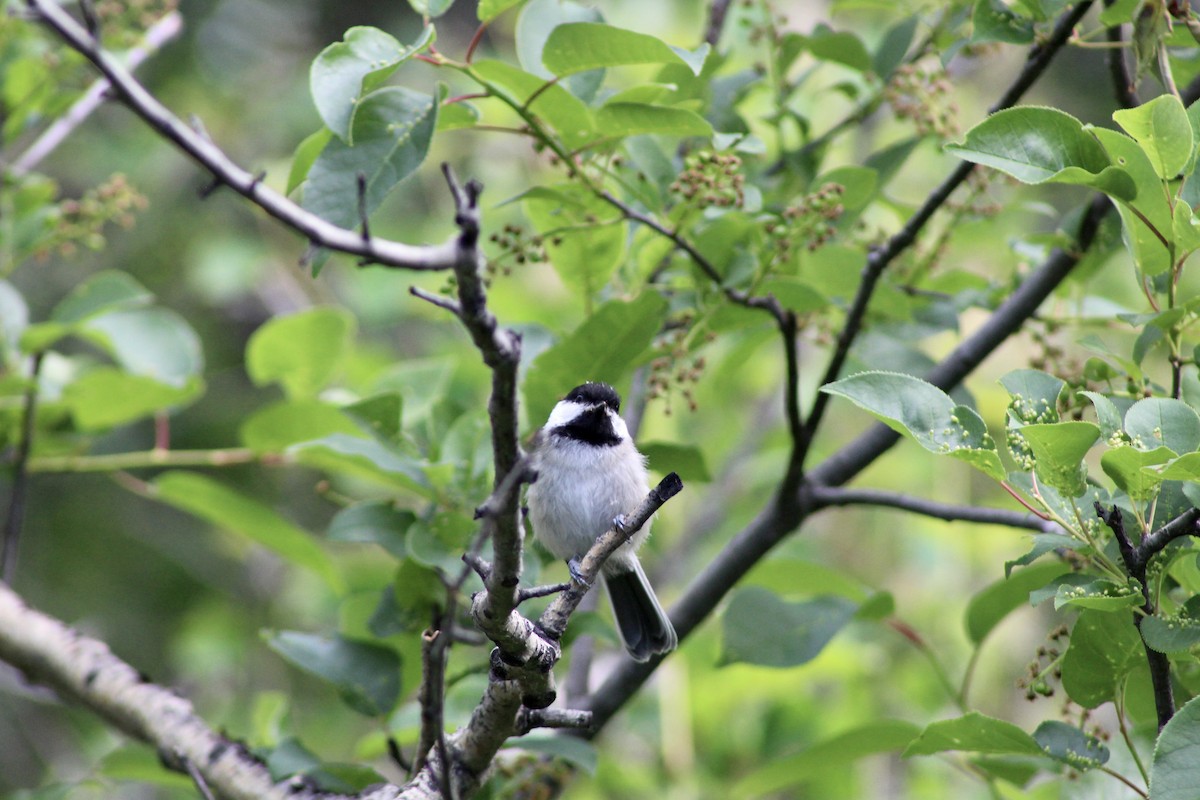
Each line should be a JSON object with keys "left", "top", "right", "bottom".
{"left": 526, "top": 382, "right": 677, "bottom": 662}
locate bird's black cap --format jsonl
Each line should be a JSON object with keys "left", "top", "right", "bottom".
{"left": 564, "top": 382, "right": 621, "bottom": 413}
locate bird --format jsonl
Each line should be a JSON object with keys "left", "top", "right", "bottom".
{"left": 526, "top": 382, "right": 677, "bottom": 662}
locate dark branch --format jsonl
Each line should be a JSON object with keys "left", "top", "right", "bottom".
{"left": 812, "top": 486, "right": 1060, "bottom": 532}
{"left": 704, "top": 0, "right": 733, "bottom": 47}
{"left": 1095, "top": 503, "right": 1176, "bottom": 731}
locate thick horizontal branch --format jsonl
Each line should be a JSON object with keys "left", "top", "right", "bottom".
{"left": 26, "top": 0, "right": 460, "bottom": 271}
{"left": 0, "top": 581, "right": 350, "bottom": 800}
{"left": 808, "top": 485, "right": 1060, "bottom": 533}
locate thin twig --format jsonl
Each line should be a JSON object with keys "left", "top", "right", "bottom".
{"left": 514, "top": 707, "right": 594, "bottom": 735}
{"left": 2, "top": 353, "right": 44, "bottom": 585}
{"left": 812, "top": 486, "right": 1060, "bottom": 532}
{"left": 410, "top": 285, "right": 463, "bottom": 315}
{"left": 704, "top": 0, "right": 733, "bottom": 47}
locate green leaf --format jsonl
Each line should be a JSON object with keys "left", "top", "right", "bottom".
{"left": 638, "top": 442, "right": 711, "bottom": 482}
{"left": 1101, "top": 445, "right": 1174, "bottom": 502}
{"left": 153, "top": 472, "right": 342, "bottom": 591}
{"left": 51, "top": 270, "right": 153, "bottom": 324}
{"left": 1126, "top": 398, "right": 1200, "bottom": 453}
{"left": 479, "top": 0, "right": 527, "bottom": 22}
{"left": 903, "top": 712, "right": 1043, "bottom": 758}
{"left": 1091, "top": 128, "right": 1173, "bottom": 275}
{"left": 1080, "top": 390, "right": 1125, "bottom": 440}
{"left": 965, "top": 562, "right": 1070, "bottom": 645}
{"left": 341, "top": 392, "right": 402, "bottom": 443}
{"left": 82, "top": 307, "right": 204, "bottom": 388}
{"left": 63, "top": 369, "right": 202, "bottom": 430}
{"left": 239, "top": 400, "right": 362, "bottom": 453}
{"left": 287, "top": 128, "right": 332, "bottom": 196}
{"left": 436, "top": 99, "right": 479, "bottom": 131}
{"left": 523, "top": 185, "right": 627, "bottom": 301}
{"left": 310, "top": 26, "right": 435, "bottom": 142}
{"left": 945, "top": 107, "right": 1135, "bottom": 200}
{"left": 292, "top": 434, "right": 432, "bottom": 496}
{"left": 972, "top": 0, "right": 1035, "bottom": 44}
{"left": 732, "top": 720, "right": 920, "bottom": 799}
{"left": 820, "top": 371, "right": 1006, "bottom": 480}
{"left": 22, "top": 271, "right": 155, "bottom": 353}
{"left": 1156, "top": 452, "right": 1200, "bottom": 482}
{"left": 406, "top": 511, "right": 475, "bottom": 574}
{"left": 326, "top": 501, "right": 414, "bottom": 559}
{"left": 1032, "top": 721, "right": 1109, "bottom": 770}
{"left": 720, "top": 587, "right": 858, "bottom": 667}
{"left": 744, "top": 559, "right": 870, "bottom": 601}
{"left": 1018, "top": 421, "right": 1100, "bottom": 497}
{"left": 758, "top": 277, "right": 828, "bottom": 314}
{"left": 471, "top": 60, "right": 594, "bottom": 150}
{"left": 1053, "top": 576, "right": 1143, "bottom": 611}
{"left": 407, "top": 0, "right": 454, "bottom": 17}
{"left": 1005, "top": 533, "right": 1085, "bottom": 576}
{"left": 1141, "top": 613, "right": 1200, "bottom": 653}
{"left": 542, "top": 22, "right": 709, "bottom": 77}
{"left": 263, "top": 631, "right": 400, "bottom": 716}
{"left": 1113, "top": 94, "right": 1193, "bottom": 180}
{"left": 1000, "top": 368, "right": 1064, "bottom": 424}
{"left": 805, "top": 25, "right": 871, "bottom": 72}
{"left": 1150, "top": 694, "right": 1200, "bottom": 799}
{"left": 873, "top": 16, "right": 918, "bottom": 79}
{"left": 514, "top": 0, "right": 605, "bottom": 102}
{"left": 509, "top": 735, "right": 597, "bottom": 774}
{"left": 303, "top": 87, "right": 438, "bottom": 231}
{"left": 522, "top": 292, "right": 668, "bottom": 426}
{"left": 246, "top": 308, "right": 355, "bottom": 399}
{"left": 594, "top": 103, "right": 712, "bottom": 138}
{"left": 1061, "top": 609, "right": 1144, "bottom": 708}
{"left": 381, "top": 559, "right": 447, "bottom": 635}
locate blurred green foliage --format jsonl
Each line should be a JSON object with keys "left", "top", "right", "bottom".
{"left": 9, "top": 0, "right": 1200, "bottom": 798}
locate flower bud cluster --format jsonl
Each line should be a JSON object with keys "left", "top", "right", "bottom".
{"left": 669, "top": 151, "right": 745, "bottom": 211}
{"left": 765, "top": 182, "right": 845, "bottom": 258}
{"left": 44, "top": 174, "right": 147, "bottom": 258}
{"left": 648, "top": 316, "right": 713, "bottom": 415}
{"left": 885, "top": 60, "right": 959, "bottom": 138}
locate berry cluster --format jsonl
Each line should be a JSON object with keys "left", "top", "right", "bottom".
{"left": 885, "top": 59, "right": 959, "bottom": 139}
{"left": 43, "top": 174, "right": 147, "bottom": 258}
{"left": 487, "top": 224, "right": 546, "bottom": 274}
{"left": 647, "top": 317, "right": 713, "bottom": 415}
{"left": 669, "top": 151, "right": 745, "bottom": 211}
{"left": 764, "top": 182, "right": 845, "bottom": 259}
{"left": 1017, "top": 624, "right": 1069, "bottom": 700}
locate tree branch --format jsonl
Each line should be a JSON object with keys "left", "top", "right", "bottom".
{"left": 810, "top": 486, "right": 1060, "bottom": 532}
{"left": 1095, "top": 503, "right": 1175, "bottom": 731}
{"left": 0, "top": 581, "right": 348, "bottom": 800}
{"left": 25, "top": 0, "right": 462, "bottom": 271}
